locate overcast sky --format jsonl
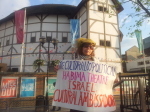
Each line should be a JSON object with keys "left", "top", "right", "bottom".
{"left": 0, "top": 0, "right": 149, "bottom": 54}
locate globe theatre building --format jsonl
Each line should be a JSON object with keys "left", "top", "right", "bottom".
{"left": 0, "top": 0, "right": 123, "bottom": 73}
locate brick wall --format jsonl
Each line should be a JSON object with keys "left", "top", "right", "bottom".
{"left": 0, "top": 72, "right": 57, "bottom": 108}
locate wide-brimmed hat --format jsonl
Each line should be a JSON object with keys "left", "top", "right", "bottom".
{"left": 76, "top": 37, "right": 96, "bottom": 48}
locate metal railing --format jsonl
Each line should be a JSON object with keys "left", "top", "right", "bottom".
{"left": 119, "top": 73, "right": 150, "bottom": 112}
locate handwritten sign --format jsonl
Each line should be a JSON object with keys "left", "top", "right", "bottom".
{"left": 52, "top": 60, "right": 117, "bottom": 112}
{"left": 0, "top": 77, "right": 18, "bottom": 98}
{"left": 20, "top": 77, "right": 36, "bottom": 97}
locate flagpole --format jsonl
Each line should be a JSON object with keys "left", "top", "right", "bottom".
{"left": 20, "top": 8, "right": 26, "bottom": 72}
{"left": 142, "top": 40, "right": 147, "bottom": 73}
{"left": 20, "top": 43, "right": 24, "bottom": 72}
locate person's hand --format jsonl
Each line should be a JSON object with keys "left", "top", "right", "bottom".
{"left": 54, "top": 65, "right": 59, "bottom": 72}
{"left": 114, "top": 78, "right": 119, "bottom": 83}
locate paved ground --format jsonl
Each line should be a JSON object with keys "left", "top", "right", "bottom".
{"left": 0, "top": 96, "right": 136, "bottom": 112}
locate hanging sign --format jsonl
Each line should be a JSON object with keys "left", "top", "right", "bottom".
{"left": 20, "top": 77, "right": 36, "bottom": 97}
{"left": 0, "top": 77, "right": 18, "bottom": 98}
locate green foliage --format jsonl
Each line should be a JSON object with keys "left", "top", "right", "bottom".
{"left": 33, "top": 59, "right": 45, "bottom": 69}
{"left": 51, "top": 60, "right": 60, "bottom": 67}
{"left": 119, "top": 0, "right": 150, "bottom": 36}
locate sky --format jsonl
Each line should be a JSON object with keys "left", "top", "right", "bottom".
{"left": 0, "top": 0, "right": 150, "bottom": 54}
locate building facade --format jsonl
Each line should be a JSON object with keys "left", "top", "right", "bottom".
{"left": 0, "top": 0, "right": 123, "bottom": 73}
{"left": 124, "top": 36, "right": 150, "bottom": 73}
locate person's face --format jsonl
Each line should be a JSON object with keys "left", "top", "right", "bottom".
{"left": 82, "top": 44, "right": 94, "bottom": 56}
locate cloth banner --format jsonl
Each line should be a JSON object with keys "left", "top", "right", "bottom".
{"left": 70, "top": 19, "right": 80, "bottom": 47}
{"left": 134, "top": 30, "right": 143, "bottom": 54}
{"left": 20, "top": 77, "right": 36, "bottom": 97}
{"left": 0, "top": 77, "right": 18, "bottom": 98}
{"left": 15, "top": 10, "right": 25, "bottom": 44}
{"left": 52, "top": 60, "right": 117, "bottom": 112}
{"left": 45, "top": 77, "right": 57, "bottom": 96}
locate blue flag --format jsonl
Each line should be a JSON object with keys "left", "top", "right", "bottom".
{"left": 134, "top": 30, "right": 143, "bottom": 54}
{"left": 70, "top": 19, "right": 80, "bottom": 47}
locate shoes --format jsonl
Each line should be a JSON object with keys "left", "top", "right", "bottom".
{"left": 50, "top": 109, "right": 55, "bottom": 111}
{"left": 56, "top": 107, "right": 61, "bottom": 111}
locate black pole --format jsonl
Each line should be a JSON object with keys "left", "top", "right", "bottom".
{"left": 38, "top": 43, "right": 41, "bottom": 72}
{"left": 45, "top": 40, "right": 50, "bottom": 112}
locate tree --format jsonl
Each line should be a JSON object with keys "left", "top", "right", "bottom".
{"left": 119, "top": 0, "right": 150, "bottom": 36}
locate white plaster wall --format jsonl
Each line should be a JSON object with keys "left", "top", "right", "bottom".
{"left": 0, "top": 23, "right": 5, "bottom": 30}
{"left": 111, "top": 36, "right": 119, "bottom": 48}
{"left": 106, "top": 48, "right": 120, "bottom": 59}
{"left": 0, "top": 30, "right": 5, "bottom": 37}
{"left": 42, "top": 23, "right": 57, "bottom": 31}
{"left": 105, "top": 23, "right": 118, "bottom": 35}
{"left": 58, "top": 15, "right": 69, "bottom": 23}
{"left": 95, "top": 47, "right": 106, "bottom": 58}
{"left": 79, "top": 6, "right": 86, "bottom": 16}
{"left": 81, "top": 21, "right": 87, "bottom": 36}
{"left": 90, "top": 21, "right": 104, "bottom": 33}
{"left": 5, "top": 27, "right": 13, "bottom": 36}
{"left": 80, "top": 12, "right": 87, "bottom": 23}
{"left": 58, "top": 24, "right": 70, "bottom": 32}
{"left": 64, "top": 54, "right": 72, "bottom": 60}
{"left": 11, "top": 56, "right": 22, "bottom": 66}
{"left": 1, "top": 56, "right": 10, "bottom": 65}
{"left": 43, "top": 15, "right": 57, "bottom": 22}
{"left": 105, "top": 14, "right": 117, "bottom": 24}
{"left": 28, "top": 16, "right": 40, "bottom": 23}
{"left": 90, "top": 33, "right": 99, "bottom": 45}
{"left": 28, "top": 23, "right": 41, "bottom": 32}
{"left": 89, "top": 10, "right": 103, "bottom": 21}
{"left": 6, "top": 21, "right": 13, "bottom": 28}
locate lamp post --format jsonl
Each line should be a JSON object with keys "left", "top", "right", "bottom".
{"left": 39, "top": 37, "right": 46, "bottom": 72}
{"left": 39, "top": 37, "right": 58, "bottom": 112}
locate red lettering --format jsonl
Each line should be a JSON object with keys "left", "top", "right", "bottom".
{"left": 91, "top": 83, "right": 95, "bottom": 92}
{"left": 86, "top": 82, "right": 91, "bottom": 92}
{"left": 72, "top": 81, "right": 76, "bottom": 90}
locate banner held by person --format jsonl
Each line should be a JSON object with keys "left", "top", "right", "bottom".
{"left": 52, "top": 60, "right": 117, "bottom": 112}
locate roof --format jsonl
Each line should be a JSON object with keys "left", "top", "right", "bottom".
{"left": 0, "top": 4, "right": 76, "bottom": 24}
{"left": 0, "top": 0, "right": 123, "bottom": 24}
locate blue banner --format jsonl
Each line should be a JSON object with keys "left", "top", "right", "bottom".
{"left": 20, "top": 78, "right": 36, "bottom": 97}
{"left": 70, "top": 19, "right": 80, "bottom": 47}
{"left": 134, "top": 30, "right": 143, "bottom": 54}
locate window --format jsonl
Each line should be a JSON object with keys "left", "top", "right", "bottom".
{"left": 62, "top": 37, "right": 68, "bottom": 43}
{"left": 98, "top": 6, "right": 108, "bottom": 13}
{"left": 46, "top": 36, "right": 52, "bottom": 42}
{"left": 0, "top": 42, "right": 1, "bottom": 48}
{"left": 6, "top": 40, "right": 9, "bottom": 46}
{"left": 12, "top": 68, "right": 18, "bottom": 72}
{"left": 100, "top": 40, "right": 105, "bottom": 46}
{"left": 30, "top": 37, "right": 36, "bottom": 43}
{"left": 106, "top": 41, "right": 111, "bottom": 47}
{"left": 138, "top": 62, "right": 144, "bottom": 65}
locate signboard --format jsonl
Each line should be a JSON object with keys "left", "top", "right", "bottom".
{"left": 45, "top": 77, "right": 57, "bottom": 96}
{"left": 52, "top": 60, "right": 117, "bottom": 112}
{"left": 0, "top": 77, "right": 18, "bottom": 98}
{"left": 20, "top": 77, "right": 36, "bottom": 97}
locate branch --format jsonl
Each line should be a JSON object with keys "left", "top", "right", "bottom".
{"left": 136, "top": 0, "right": 150, "bottom": 16}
